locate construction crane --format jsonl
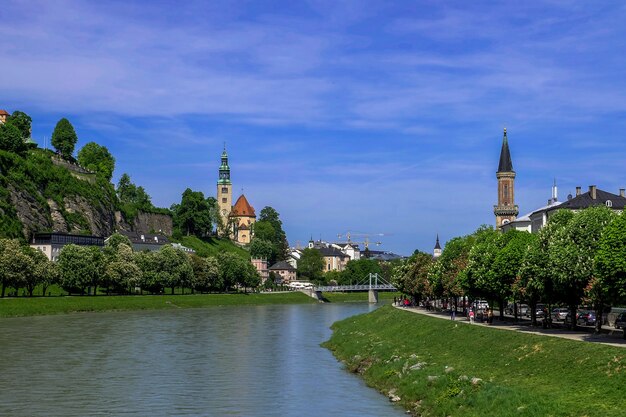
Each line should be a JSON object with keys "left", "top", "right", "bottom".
{"left": 336, "top": 231, "right": 387, "bottom": 249}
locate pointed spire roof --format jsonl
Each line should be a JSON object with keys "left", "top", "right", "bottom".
{"left": 434, "top": 234, "right": 441, "bottom": 250}
{"left": 231, "top": 194, "right": 256, "bottom": 217}
{"left": 497, "top": 128, "right": 514, "bottom": 172}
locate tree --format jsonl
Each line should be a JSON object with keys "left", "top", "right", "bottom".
{"left": 257, "top": 206, "right": 289, "bottom": 263}
{"left": 22, "top": 246, "right": 48, "bottom": 296}
{"left": 595, "top": 212, "right": 626, "bottom": 310}
{"left": 393, "top": 251, "right": 433, "bottom": 302}
{"left": 58, "top": 244, "right": 105, "bottom": 295}
{"left": 551, "top": 207, "right": 615, "bottom": 332}
{"left": 0, "top": 239, "right": 32, "bottom": 297}
{"left": 490, "top": 230, "right": 536, "bottom": 319}
{"left": 431, "top": 235, "right": 474, "bottom": 306}
{"left": 462, "top": 225, "right": 499, "bottom": 304}
{"left": 297, "top": 248, "right": 324, "bottom": 283}
{"left": 338, "top": 258, "right": 382, "bottom": 285}
{"left": 190, "top": 255, "right": 220, "bottom": 293}
{"left": 217, "top": 252, "right": 256, "bottom": 292}
{"left": 104, "top": 243, "right": 141, "bottom": 294}
{"left": 51, "top": 118, "right": 78, "bottom": 159}
{"left": 0, "top": 122, "right": 26, "bottom": 154}
{"left": 172, "top": 188, "right": 214, "bottom": 237}
{"left": 156, "top": 245, "right": 194, "bottom": 294}
{"left": 250, "top": 238, "right": 274, "bottom": 260}
{"left": 77, "top": 142, "right": 116, "bottom": 181}
{"left": 6, "top": 111, "right": 32, "bottom": 140}
{"left": 135, "top": 251, "right": 161, "bottom": 294}
{"left": 105, "top": 233, "right": 132, "bottom": 252}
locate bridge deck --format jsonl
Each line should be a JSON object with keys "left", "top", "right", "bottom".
{"left": 314, "top": 284, "right": 396, "bottom": 292}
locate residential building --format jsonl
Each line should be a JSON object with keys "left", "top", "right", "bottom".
{"left": 268, "top": 260, "right": 297, "bottom": 283}
{"left": 494, "top": 128, "right": 519, "bottom": 228}
{"left": 307, "top": 239, "right": 350, "bottom": 271}
{"left": 116, "top": 231, "right": 169, "bottom": 252}
{"left": 251, "top": 258, "right": 269, "bottom": 283}
{"left": 30, "top": 232, "right": 104, "bottom": 261}
{"left": 331, "top": 243, "right": 361, "bottom": 260}
{"left": 0, "top": 109, "right": 8, "bottom": 124}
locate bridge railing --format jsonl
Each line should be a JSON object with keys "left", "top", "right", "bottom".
{"left": 314, "top": 284, "right": 397, "bottom": 292}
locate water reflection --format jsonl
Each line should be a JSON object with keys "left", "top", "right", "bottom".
{"left": 0, "top": 303, "right": 403, "bottom": 416}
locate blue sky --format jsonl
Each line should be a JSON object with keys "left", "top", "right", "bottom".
{"left": 2, "top": 1, "right": 626, "bottom": 255}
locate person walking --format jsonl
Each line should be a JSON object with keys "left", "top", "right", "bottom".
{"left": 469, "top": 308, "right": 475, "bottom": 324}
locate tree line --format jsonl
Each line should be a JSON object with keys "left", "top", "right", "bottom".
{"left": 394, "top": 206, "right": 626, "bottom": 333}
{"left": 0, "top": 233, "right": 260, "bottom": 297}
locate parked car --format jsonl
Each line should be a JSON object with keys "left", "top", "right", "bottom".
{"left": 552, "top": 308, "right": 569, "bottom": 321}
{"left": 614, "top": 312, "right": 626, "bottom": 329}
{"left": 526, "top": 304, "right": 546, "bottom": 318}
{"left": 577, "top": 310, "right": 596, "bottom": 326}
{"left": 475, "top": 300, "right": 489, "bottom": 310}
{"left": 505, "top": 303, "right": 529, "bottom": 316}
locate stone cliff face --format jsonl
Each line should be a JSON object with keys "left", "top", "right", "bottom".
{"left": 115, "top": 211, "right": 173, "bottom": 236}
{"left": 8, "top": 184, "right": 171, "bottom": 240}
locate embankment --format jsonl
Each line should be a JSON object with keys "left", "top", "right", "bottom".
{"left": 323, "top": 305, "right": 626, "bottom": 417}
{"left": 0, "top": 292, "right": 316, "bottom": 318}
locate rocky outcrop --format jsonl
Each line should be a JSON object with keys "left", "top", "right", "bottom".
{"left": 8, "top": 184, "right": 52, "bottom": 237}
{"left": 64, "top": 195, "right": 116, "bottom": 236}
{"left": 133, "top": 212, "right": 173, "bottom": 235}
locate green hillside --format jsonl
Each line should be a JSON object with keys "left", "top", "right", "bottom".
{"left": 0, "top": 148, "right": 118, "bottom": 240}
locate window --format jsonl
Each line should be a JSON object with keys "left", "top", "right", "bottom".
{"left": 503, "top": 184, "right": 509, "bottom": 199}
{"left": 221, "top": 187, "right": 228, "bottom": 193}
{"left": 606, "top": 200, "right": 613, "bottom": 207}
{"left": 222, "top": 198, "right": 227, "bottom": 203}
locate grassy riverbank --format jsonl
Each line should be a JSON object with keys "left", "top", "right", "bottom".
{"left": 0, "top": 292, "right": 316, "bottom": 318}
{"left": 322, "top": 291, "right": 399, "bottom": 303}
{"left": 323, "top": 306, "right": 626, "bottom": 417}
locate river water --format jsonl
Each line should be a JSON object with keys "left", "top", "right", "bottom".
{"left": 0, "top": 303, "right": 406, "bottom": 416}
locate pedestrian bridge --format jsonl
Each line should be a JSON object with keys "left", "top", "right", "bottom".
{"left": 304, "top": 273, "right": 396, "bottom": 303}
{"left": 314, "top": 284, "right": 397, "bottom": 292}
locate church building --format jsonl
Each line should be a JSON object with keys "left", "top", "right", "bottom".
{"left": 494, "top": 128, "right": 519, "bottom": 228}
{"left": 216, "top": 146, "right": 256, "bottom": 245}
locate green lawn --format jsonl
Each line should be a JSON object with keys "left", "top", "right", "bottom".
{"left": 322, "top": 291, "right": 400, "bottom": 303}
{"left": 324, "top": 305, "right": 626, "bottom": 417}
{"left": 0, "top": 292, "right": 316, "bottom": 318}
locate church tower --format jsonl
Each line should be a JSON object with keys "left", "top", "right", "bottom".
{"left": 494, "top": 128, "right": 519, "bottom": 228}
{"left": 217, "top": 145, "right": 232, "bottom": 229}
{"left": 433, "top": 234, "right": 442, "bottom": 258}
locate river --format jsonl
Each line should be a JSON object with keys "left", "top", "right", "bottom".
{"left": 0, "top": 302, "right": 406, "bottom": 416}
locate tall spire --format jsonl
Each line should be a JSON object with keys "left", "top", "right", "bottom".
{"left": 497, "top": 127, "right": 514, "bottom": 172}
{"left": 433, "top": 234, "right": 442, "bottom": 258}
{"left": 218, "top": 143, "right": 231, "bottom": 185}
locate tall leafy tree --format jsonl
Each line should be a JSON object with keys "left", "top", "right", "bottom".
{"left": 6, "top": 111, "right": 32, "bottom": 140}
{"left": 77, "top": 142, "right": 116, "bottom": 181}
{"left": 104, "top": 243, "right": 141, "bottom": 294}
{"left": 58, "top": 244, "right": 105, "bottom": 295}
{"left": 462, "top": 225, "right": 499, "bottom": 303}
{"left": 490, "top": 230, "right": 536, "bottom": 318}
{"left": 393, "top": 251, "right": 433, "bottom": 302}
{"left": 190, "top": 255, "right": 220, "bottom": 293}
{"left": 296, "top": 248, "right": 324, "bottom": 283}
{"left": 0, "top": 239, "right": 32, "bottom": 297}
{"left": 257, "top": 206, "right": 289, "bottom": 262}
{"left": 596, "top": 211, "right": 626, "bottom": 336}
{"left": 156, "top": 245, "right": 194, "bottom": 294}
{"left": 0, "top": 122, "right": 26, "bottom": 154}
{"left": 51, "top": 118, "right": 78, "bottom": 159}
{"left": 172, "top": 188, "right": 214, "bottom": 236}
{"left": 551, "top": 207, "right": 615, "bottom": 331}
{"left": 250, "top": 238, "right": 274, "bottom": 261}
{"left": 339, "top": 258, "right": 382, "bottom": 285}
